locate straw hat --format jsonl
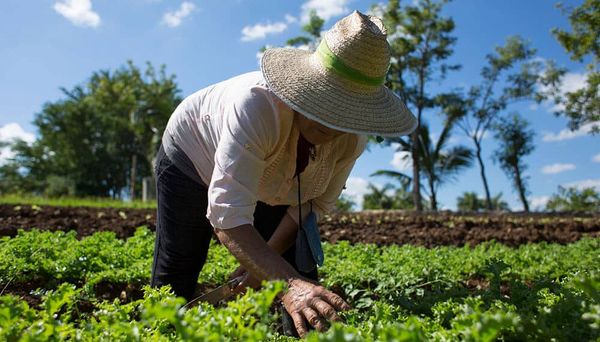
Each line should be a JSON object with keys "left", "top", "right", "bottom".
{"left": 261, "top": 10, "right": 417, "bottom": 137}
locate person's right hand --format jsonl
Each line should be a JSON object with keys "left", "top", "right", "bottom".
{"left": 281, "top": 278, "right": 351, "bottom": 337}
{"left": 229, "top": 266, "right": 262, "bottom": 295}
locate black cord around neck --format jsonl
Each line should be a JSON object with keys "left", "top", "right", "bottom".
{"left": 298, "top": 172, "right": 302, "bottom": 231}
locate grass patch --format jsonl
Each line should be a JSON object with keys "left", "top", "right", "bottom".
{"left": 0, "top": 194, "right": 156, "bottom": 209}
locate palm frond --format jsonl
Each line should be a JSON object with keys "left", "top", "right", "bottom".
{"left": 370, "top": 170, "right": 412, "bottom": 190}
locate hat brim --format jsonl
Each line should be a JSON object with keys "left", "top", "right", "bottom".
{"left": 261, "top": 47, "right": 417, "bottom": 137}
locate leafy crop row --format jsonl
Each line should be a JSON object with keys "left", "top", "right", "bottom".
{"left": 0, "top": 228, "right": 598, "bottom": 340}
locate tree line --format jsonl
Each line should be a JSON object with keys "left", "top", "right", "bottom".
{"left": 0, "top": 62, "right": 181, "bottom": 199}
{"left": 1, "top": 0, "right": 598, "bottom": 212}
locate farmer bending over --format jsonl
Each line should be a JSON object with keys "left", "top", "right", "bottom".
{"left": 151, "top": 10, "right": 416, "bottom": 337}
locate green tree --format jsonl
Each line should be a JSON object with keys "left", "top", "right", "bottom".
{"left": 287, "top": 10, "right": 324, "bottom": 49}
{"left": 44, "top": 175, "right": 75, "bottom": 197}
{"left": 335, "top": 194, "right": 356, "bottom": 212}
{"left": 457, "top": 191, "right": 509, "bottom": 212}
{"left": 0, "top": 140, "right": 25, "bottom": 194}
{"left": 375, "top": 0, "right": 460, "bottom": 211}
{"left": 390, "top": 186, "right": 415, "bottom": 210}
{"left": 546, "top": 186, "right": 600, "bottom": 212}
{"left": 492, "top": 113, "right": 535, "bottom": 212}
{"left": 374, "top": 118, "right": 473, "bottom": 211}
{"left": 375, "top": 0, "right": 459, "bottom": 209}
{"left": 490, "top": 193, "right": 510, "bottom": 211}
{"left": 456, "top": 192, "right": 481, "bottom": 211}
{"left": 539, "top": 0, "right": 599, "bottom": 134}
{"left": 416, "top": 120, "right": 473, "bottom": 211}
{"left": 370, "top": 168, "right": 415, "bottom": 210}
{"left": 452, "top": 36, "right": 540, "bottom": 210}
{"left": 0, "top": 163, "right": 23, "bottom": 194}
{"left": 0, "top": 139, "right": 58, "bottom": 195}
{"left": 10, "top": 61, "right": 181, "bottom": 198}
{"left": 362, "top": 183, "right": 397, "bottom": 210}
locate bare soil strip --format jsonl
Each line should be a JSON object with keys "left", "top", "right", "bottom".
{"left": 1, "top": 204, "right": 598, "bottom": 247}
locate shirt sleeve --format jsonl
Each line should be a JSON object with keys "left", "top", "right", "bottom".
{"left": 206, "top": 87, "right": 279, "bottom": 229}
{"left": 286, "top": 134, "right": 368, "bottom": 226}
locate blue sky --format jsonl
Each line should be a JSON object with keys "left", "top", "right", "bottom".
{"left": 0, "top": 0, "right": 598, "bottom": 210}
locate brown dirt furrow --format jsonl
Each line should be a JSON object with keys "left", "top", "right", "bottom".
{"left": 1, "top": 204, "right": 599, "bottom": 246}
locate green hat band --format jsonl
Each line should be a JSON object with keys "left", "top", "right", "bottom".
{"left": 316, "top": 40, "right": 386, "bottom": 87}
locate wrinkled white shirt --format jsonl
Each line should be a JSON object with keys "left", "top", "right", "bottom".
{"left": 162, "top": 71, "right": 367, "bottom": 229}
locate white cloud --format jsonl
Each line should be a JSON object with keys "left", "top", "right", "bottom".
{"left": 341, "top": 177, "right": 371, "bottom": 210}
{"left": 0, "top": 123, "right": 36, "bottom": 164}
{"left": 542, "top": 122, "right": 596, "bottom": 142}
{"left": 161, "top": 2, "right": 196, "bottom": 28}
{"left": 592, "top": 153, "right": 600, "bottom": 163}
{"left": 387, "top": 26, "right": 413, "bottom": 42}
{"left": 241, "top": 21, "right": 288, "bottom": 42}
{"left": 0, "top": 123, "right": 35, "bottom": 144}
{"left": 541, "top": 163, "right": 576, "bottom": 174}
{"left": 285, "top": 14, "right": 298, "bottom": 23}
{"left": 390, "top": 145, "right": 412, "bottom": 172}
{"left": 563, "top": 179, "right": 600, "bottom": 191}
{"left": 301, "top": 0, "right": 349, "bottom": 22}
{"left": 53, "top": 0, "right": 101, "bottom": 28}
{"left": 366, "top": 3, "right": 386, "bottom": 18}
{"left": 255, "top": 51, "right": 265, "bottom": 66}
{"left": 530, "top": 196, "right": 550, "bottom": 211}
{"left": 539, "top": 71, "right": 589, "bottom": 112}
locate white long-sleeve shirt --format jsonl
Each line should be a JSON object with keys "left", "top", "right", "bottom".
{"left": 162, "top": 71, "right": 367, "bottom": 229}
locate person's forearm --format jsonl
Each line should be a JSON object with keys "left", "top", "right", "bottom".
{"left": 214, "top": 224, "right": 300, "bottom": 283}
{"left": 266, "top": 212, "right": 299, "bottom": 255}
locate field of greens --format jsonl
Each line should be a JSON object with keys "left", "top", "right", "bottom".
{"left": 0, "top": 194, "right": 156, "bottom": 209}
{"left": 1, "top": 226, "right": 598, "bottom": 341}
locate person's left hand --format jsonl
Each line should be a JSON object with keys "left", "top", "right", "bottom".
{"left": 229, "top": 266, "right": 262, "bottom": 295}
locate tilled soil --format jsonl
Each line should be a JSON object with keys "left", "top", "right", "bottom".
{"left": 321, "top": 210, "right": 600, "bottom": 247}
{"left": 0, "top": 204, "right": 156, "bottom": 239}
{"left": 1, "top": 204, "right": 599, "bottom": 247}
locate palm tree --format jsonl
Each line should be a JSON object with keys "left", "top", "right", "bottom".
{"left": 373, "top": 119, "right": 473, "bottom": 211}
{"left": 457, "top": 191, "right": 510, "bottom": 212}
{"left": 490, "top": 193, "right": 510, "bottom": 211}
{"left": 370, "top": 170, "right": 411, "bottom": 191}
{"left": 370, "top": 167, "right": 415, "bottom": 210}
{"left": 363, "top": 183, "right": 397, "bottom": 210}
{"left": 420, "top": 121, "right": 474, "bottom": 210}
{"left": 457, "top": 192, "right": 482, "bottom": 211}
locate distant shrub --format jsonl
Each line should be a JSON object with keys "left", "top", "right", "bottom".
{"left": 44, "top": 175, "right": 75, "bottom": 197}
{"left": 546, "top": 186, "right": 600, "bottom": 212}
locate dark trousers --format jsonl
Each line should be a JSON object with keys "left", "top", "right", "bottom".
{"left": 151, "top": 145, "right": 317, "bottom": 302}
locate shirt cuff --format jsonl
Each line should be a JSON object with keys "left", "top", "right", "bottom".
{"left": 207, "top": 203, "right": 255, "bottom": 229}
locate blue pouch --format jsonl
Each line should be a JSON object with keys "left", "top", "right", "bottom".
{"left": 295, "top": 228, "right": 315, "bottom": 273}
{"left": 295, "top": 201, "right": 324, "bottom": 273}
{"left": 303, "top": 211, "right": 324, "bottom": 266}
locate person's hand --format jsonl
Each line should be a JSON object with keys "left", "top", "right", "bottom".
{"left": 282, "top": 278, "right": 351, "bottom": 337}
{"left": 229, "top": 266, "right": 261, "bottom": 295}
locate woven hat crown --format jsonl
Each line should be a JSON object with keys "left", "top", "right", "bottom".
{"left": 322, "top": 11, "right": 391, "bottom": 80}
{"left": 260, "top": 9, "right": 417, "bottom": 137}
